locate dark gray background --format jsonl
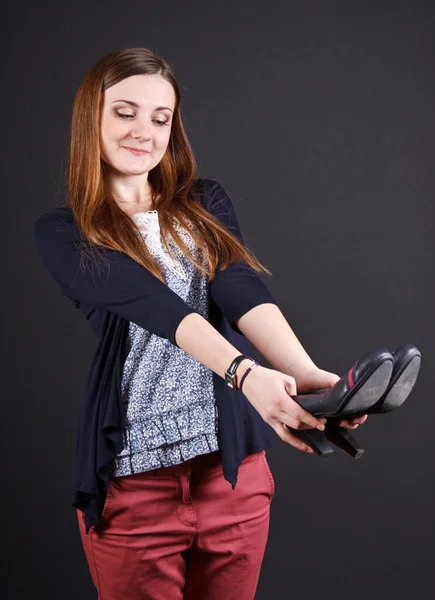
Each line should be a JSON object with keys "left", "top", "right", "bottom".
{"left": 3, "top": 0, "right": 434, "bottom": 598}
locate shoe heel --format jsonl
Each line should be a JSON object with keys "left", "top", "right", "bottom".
{"left": 324, "top": 424, "right": 365, "bottom": 459}
{"left": 289, "top": 427, "right": 334, "bottom": 459}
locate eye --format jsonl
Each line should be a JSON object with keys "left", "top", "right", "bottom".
{"left": 114, "top": 111, "right": 170, "bottom": 126}
{"left": 115, "top": 111, "right": 134, "bottom": 119}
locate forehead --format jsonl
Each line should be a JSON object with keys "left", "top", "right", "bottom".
{"left": 103, "top": 74, "right": 176, "bottom": 109}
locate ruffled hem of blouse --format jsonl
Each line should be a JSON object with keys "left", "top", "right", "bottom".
{"left": 109, "top": 432, "right": 220, "bottom": 476}
{"left": 116, "top": 399, "right": 219, "bottom": 457}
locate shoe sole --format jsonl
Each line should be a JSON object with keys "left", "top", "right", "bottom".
{"left": 377, "top": 354, "right": 421, "bottom": 413}
{"left": 338, "top": 359, "right": 393, "bottom": 418}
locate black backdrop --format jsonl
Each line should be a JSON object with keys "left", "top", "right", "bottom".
{"left": 4, "top": 1, "right": 434, "bottom": 598}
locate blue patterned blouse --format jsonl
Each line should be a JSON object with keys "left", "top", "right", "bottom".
{"left": 109, "top": 210, "right": 219, "bottom": 476}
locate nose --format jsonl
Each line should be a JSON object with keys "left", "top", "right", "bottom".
{"left": 131, "top": 118, "right": 152, "bottom": 142}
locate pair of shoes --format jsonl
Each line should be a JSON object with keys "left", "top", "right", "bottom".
{"left": 287, "top": 344, "right": 421, "bottom": 459}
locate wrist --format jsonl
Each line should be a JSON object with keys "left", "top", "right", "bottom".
{"left": 237, "top": 357, "right": 255, "bottom": 374}
{"left": 281, "top": 360, "right": 318, "bottom": 382}
{"left": 224, "top": 354, "right": 256, "bottom": 390}
{"left": 237, "top": 360, "right": 262, "bottom": 393}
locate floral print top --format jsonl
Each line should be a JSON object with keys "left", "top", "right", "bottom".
{"left": 109, "top": 210, "right": 219, "bottom": 476}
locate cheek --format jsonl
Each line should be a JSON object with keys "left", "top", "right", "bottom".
{"left": 157, "top": 128, "right": 172, "bottom": 150}
{"left": 101, "top": 116, "right": 128, "bottom": 144}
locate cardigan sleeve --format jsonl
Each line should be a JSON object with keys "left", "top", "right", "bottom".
{"left": 208, "top": 180, "right": 278, "bottom": 335}
{"left": 33, "top": 209, "right": 198, "bottom": 347}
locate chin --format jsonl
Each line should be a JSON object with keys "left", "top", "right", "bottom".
{"left": 110, "top": 161, "right": 150, "bottom": 175}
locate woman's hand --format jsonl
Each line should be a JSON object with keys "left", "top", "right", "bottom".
{"left": 240, "top": 365, "right": 327, "bottom": 454}
{"left": 296, "top": 366, "right": 369, "bottom": 429}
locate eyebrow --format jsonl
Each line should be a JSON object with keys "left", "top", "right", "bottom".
{"left": 111, "top": 99, "right": 173, "bottom": 113}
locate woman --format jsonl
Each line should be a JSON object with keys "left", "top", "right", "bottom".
{"left": 34, "top": 47, "right": 367, "bottom": 600}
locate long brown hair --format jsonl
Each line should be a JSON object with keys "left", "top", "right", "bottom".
{"left": 69, "top": 47, "right": 272, "bottom": 283}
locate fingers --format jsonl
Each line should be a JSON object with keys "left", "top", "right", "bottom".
{"left": 278, "top": 379, "right": 326, "bottom": 432}
{"left": 283, "top": 412, "right": 368, "bottom": 431}
{"left": 284, "top": 383, "right": 326, "bottom": 430}
{"left": 275, "top": 422, "right": 315, "bottom": 454}
{"left": 283, "top": 375, "right": 297, "bottom": 396}
{"left": 287, "top": 401, "right": 326, "bottom": 431}
{"left": 277, "top": 375, "right": 368, "bottom": 434}
{"left": 278, "top": 412, "right": 325, "bottom": 431}
{"left": 297, "top": 418, "right": 327, "bottom": 430}
{"left": 337, "top": 415, "right": 368, "bottom": 428}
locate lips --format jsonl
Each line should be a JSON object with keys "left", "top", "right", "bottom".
{"left": 123, "top": 147, "right": 150, "bottom": 155}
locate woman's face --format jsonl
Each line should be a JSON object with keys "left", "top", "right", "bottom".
{"left": 100, "top": 74, "right": 176, "bottom": 177}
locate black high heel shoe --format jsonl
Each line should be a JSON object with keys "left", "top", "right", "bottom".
{"left": 288, "top": 348, "right": 394, "bottom": 459}
{"left": 367, "top": 344, "right": 421, "bottom": 414}
{"left": 322, "top": 344, "right": 421, "bottom": 457}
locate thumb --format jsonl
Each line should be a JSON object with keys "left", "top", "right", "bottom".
{"left": 315, "top": 369, "right": 341, "bottom": 389}
{"left": 283, "top": 375, "right": 297, "bottom": 395}
{"left": 322, "top": 371, "right": 341, "bottom": 388}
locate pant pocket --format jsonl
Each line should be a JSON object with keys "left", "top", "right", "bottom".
{"left": 99, "top": 477, "right": 114, "bottom": 523}
{"left": 260, "top": 450, "right": 275, "bottom": 499}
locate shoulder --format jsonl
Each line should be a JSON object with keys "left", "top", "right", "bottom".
{"left": 191, "top": 178, "right": 232, "bottom": 213}
{"left": 34, "top": 205, "right": 73, "bottom": 227}
{"left": 192, "top": 177, "right": 226, "bottom": 195}
{"left": 33, "top": 205, "right": 75, "bottom": 245}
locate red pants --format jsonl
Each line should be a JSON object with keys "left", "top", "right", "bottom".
{"left": 77, "top": 449, "right": 275, "bottom": 600}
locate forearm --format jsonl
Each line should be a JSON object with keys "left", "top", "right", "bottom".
{"left": 175, "top": 312, "right": 253, "bottom": 382}
{"left": 235, "top": 303, "right": 317, "bottom": 379}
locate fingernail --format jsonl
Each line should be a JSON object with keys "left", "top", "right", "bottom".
{"left": 317, "top": 424, "right": 325, "bottom": 431}
{"left": 320, "top": 418, "right": 327, "bottom": 424}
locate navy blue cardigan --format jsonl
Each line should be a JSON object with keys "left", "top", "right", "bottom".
{"left": 33, "top": 177, "right": 277, "bottom": 533}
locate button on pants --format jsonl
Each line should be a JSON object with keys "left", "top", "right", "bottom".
{"left": 77, "top": 449, "right": 275, "bottom": 600}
